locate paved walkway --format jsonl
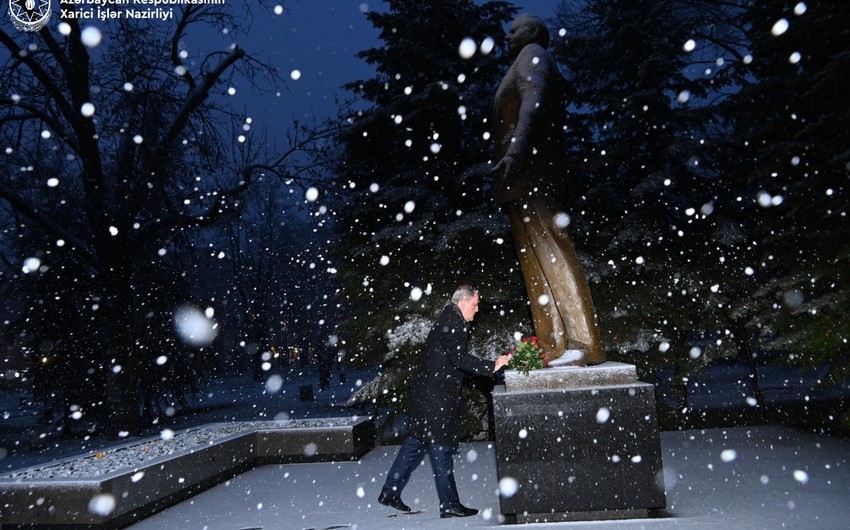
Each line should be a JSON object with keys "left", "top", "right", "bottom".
{"left": 4, "top": 368, "right": 849, "bottom": 529}
{"left": 127, "top": 425, "right": 850, "bottom": 530}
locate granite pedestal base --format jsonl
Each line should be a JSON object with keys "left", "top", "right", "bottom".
{"left": 493, "top": 362, "right": 666, "bottom": 523}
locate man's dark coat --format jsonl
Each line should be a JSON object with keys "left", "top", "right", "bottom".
{"left": 407, "top": 303, "right": 494, "bottom": 446}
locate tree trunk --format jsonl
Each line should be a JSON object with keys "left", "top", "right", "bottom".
{"left": 102, "top": 265, "right": 142, "bottom": 438}
{"left": 733, "top": 318, "right": 766, "bottom": 409}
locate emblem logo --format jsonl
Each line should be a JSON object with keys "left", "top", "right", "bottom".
{"left": 9, "top": 0, "right": 51, "bottom": 32}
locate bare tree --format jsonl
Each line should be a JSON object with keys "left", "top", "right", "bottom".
{"left": 0, "top": 4, "right": 332, "bottom": 436}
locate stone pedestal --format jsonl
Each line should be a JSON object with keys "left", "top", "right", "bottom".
{"left": 493, "top": 362, "right": 666, "bottom": 523}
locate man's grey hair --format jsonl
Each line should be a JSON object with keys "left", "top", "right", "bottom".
{"left": 451, "top": 285, "right": 478, "bottom": 304}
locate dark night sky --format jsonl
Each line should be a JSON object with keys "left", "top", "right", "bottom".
{"left": 241, "top": 1, "right": 383, "bottom": 124}
{"left": 220, "top": 0, "right": 554, "bottom": 137}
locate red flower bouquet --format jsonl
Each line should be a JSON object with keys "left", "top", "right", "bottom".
{"left": 507, "top": 336, "right": 547, "bottom": 375}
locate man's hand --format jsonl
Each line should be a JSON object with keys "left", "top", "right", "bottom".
{"left": 494, "top": 355, "right": 511, "bottom": 371}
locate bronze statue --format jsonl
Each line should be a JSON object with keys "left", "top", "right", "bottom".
{"left": 491, "top": 14, "right": 605, "bottom": 366}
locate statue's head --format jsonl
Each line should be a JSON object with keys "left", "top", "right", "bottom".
{"left": 507, "top": 14, "right": 550, "bottom": 58}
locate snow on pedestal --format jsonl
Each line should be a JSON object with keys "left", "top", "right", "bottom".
{"left": 503, "top": 361, "right": 638, "bottom": 392}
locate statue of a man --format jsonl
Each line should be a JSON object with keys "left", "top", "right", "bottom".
{"left": 492, "top": 14, "right": 605, "bottom": 366}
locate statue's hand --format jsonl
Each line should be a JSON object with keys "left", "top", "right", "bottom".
{"left": 459, "top": 162, "right": 493, "bottom": 184}
{"left": 492, "top": 155, "right": 527, "bottom": 202}
{"left": 491, "top": 154, "right": 519, "bottom": 181}
{"left": 490, "top": 155, "right": 511, "bottom": 176}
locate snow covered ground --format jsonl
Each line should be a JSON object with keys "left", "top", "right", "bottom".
{"left": 2, "top": 364, "right": 849, "bottom": 528}
{"left": 125, "top": 424, "right": 850, "bottom": 529}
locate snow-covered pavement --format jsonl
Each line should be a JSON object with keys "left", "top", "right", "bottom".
{"left": 127, "top": 424, "right": 850, "bottom": 530}
{"left": 3, "top": 366, "right": 849, "bottom": 529}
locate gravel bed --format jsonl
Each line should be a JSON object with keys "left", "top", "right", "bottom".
{"left": 1, "top": 418, "right": 355, "bottom": 480}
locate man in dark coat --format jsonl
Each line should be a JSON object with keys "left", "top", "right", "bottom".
{"left": 378, "top": 285, "right": 510, "bottom": 518}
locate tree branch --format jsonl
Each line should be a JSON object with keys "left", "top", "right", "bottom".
{"left": 153, "top": 46, "right": 246, "bottom": 165}
{"left": 0, "top": 98, "right": 82, "bottom": 154}
{"left": 0, "top": 29, "right": 76, "bottom": 124}
{"left": 0, "top": 183, "right": 96, "bottom": 267}
{"left": 171, "top": 6, "right": 198, "bottom": 92}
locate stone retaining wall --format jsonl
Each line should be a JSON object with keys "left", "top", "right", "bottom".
{"left": 0, "top": 417, "right": 374, "bottom": 529}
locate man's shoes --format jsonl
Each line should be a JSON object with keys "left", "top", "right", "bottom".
{"left": 440, "top": 504, "right": 478, "bottom": 518}
{"left": 378, "top": 492, "right": 411, "bottom": 512}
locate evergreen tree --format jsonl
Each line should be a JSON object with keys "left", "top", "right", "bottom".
{"left": 721, "top": 0, "right": 850, "bottom": 392}
{"left": 330, "top": 0, "right": 522, "bottom": 439}
{"left": 551, "top": 0, "right": 748, "bottom": 393}
{"left": 553, "top": 0, "right": 848, "bottom": 427}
